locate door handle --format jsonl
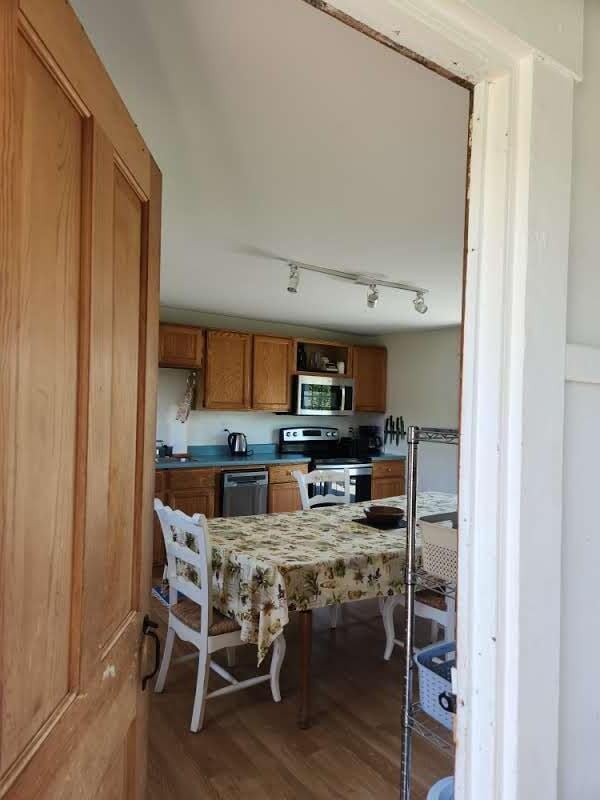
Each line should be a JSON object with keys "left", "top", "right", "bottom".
{"left": 141, "top": 614, "right": 160, "bottom": 690}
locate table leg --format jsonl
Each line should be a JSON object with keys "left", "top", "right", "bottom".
{"left": 298, "top": 609, "right": 312, "bottom": 729}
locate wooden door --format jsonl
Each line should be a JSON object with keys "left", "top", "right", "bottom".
{"left": 354, "top": 346, "right": 388, "bottom": 412}
{"left": 159, "top": 323, "right": 204, "bottom": 369}
{"left": 268, "top": 483, "right": 303, "bottom": 513}
{"left": 168, "top": 489, "right": 216, "bottom": 519}
{"left": 252, "top": 335, "right": 292, "bottom": 411}
{"left": 0, "top": 2, "right": 160, "bottom": 798}
{"left": 204, "top": 330, "right": 252, "bottom": 409}
{"left": 372, "top": 477, "right": 405, "bottom": 500}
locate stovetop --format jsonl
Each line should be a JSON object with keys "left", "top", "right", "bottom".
{"left": 313, "top": 457, "right": 371, "bottom": 466}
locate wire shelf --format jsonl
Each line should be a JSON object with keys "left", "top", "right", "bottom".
{"left": 412, "top": 427, "right": 459, "bottom": 445}
{"left": 408, "top": 703, "right": 454, "bottom": 756}
{"left": 413, "top": 568, "right": 457, "bottom": 600}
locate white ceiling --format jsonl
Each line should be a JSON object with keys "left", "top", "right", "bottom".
{"left": 71, "top": 0, "right": 469, "bottom": 334}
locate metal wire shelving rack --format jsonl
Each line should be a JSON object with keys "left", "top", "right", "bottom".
{"left": 400, "top": 426, "right": 459, "bottom": 800}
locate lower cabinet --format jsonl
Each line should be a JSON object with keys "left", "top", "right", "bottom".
{"left": 371, "top": 460, "right": 405, "bottom": 500}
{"left": 167, "top": 488, "right": 215, "bottom": 519}
{"left": 268, "top": 462, "right": 308, "bottom": 513}
{"left": 153, "top": 468, "right": 216, "bottom": 567}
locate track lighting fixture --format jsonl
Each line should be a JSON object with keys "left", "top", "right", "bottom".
{"left": 283, "top": 259, "right": 429, "bottom": 315}
{"left": 287, "top": 263, "right": 300, "bottom": 293}
{"left": 366, "top": 283, "right": 379, "bottom": 309}
{"left": 413, "top": 291, "right": 428, "bottom": 314}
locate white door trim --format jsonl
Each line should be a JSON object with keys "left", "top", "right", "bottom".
{"left": 318, "top": 2, "right": 578, "bottom": 798}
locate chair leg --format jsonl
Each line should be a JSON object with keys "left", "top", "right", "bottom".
{"left": 270, "top": 634, "right": 286, "bottom": 703}
{"left": 154, "top": 626, "right": 175, "bottom": 693}
{"left": 329, "top": 604, "right": 339, "bottom": 629}
{"left": 378, "top": 597, "right": 385, "bottom": 616}
{"left": 190, "top": 648, "right": 211, "bottom": 733}
{"left": 383, "top": 596, "right": 402, "bottom": 661}
{"left": 226, "top": 647, "right": 237, "bottom": 668}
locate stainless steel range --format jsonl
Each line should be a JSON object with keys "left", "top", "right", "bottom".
{"left": 279, "top": 427, "right": 372, "bottom": 503}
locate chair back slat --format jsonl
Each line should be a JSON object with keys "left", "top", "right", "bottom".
{"left": 292, "top": 469, "right": 351, "bottom": 510}
{"left": 154, "top": 499, "right": 212, "bottom": 629}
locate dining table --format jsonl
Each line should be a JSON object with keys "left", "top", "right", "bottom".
{"left": 206, "top": 491, "right": 457, "bottom": 728}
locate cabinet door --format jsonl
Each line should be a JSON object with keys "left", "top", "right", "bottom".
{"left": 168, "top": 488, "right": 216, "bottom": 519}
{"left": 204, "top": 330, "right": 252, "bottom": 409}
{"left": 371, "top": 477, "right": 405, "bottom": 500}
{"left": 354, "top": 346, "right": 388, "bottom": 412}
{"left": 159, "top": 323, "right": 204, "bottom": 368}
{"left": 252, "top": 335, "right": 292, "bottom": 411}
{"left": 268, "top": 483, "right": 303, "bottom": 513}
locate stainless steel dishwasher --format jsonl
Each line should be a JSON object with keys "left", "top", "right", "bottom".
{"left": 221, "top": 469, "right": 269, "bottom": 517}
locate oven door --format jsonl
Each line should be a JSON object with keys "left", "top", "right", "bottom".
{"left": 295, "top": 375, "right": 354, "bottom": 415}
{"left": 310, "top": 466, "right": 372, "bottom": 504}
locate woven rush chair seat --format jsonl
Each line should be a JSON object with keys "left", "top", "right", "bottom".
{"left": 171, "top": 597, "right": 240, "bottom": 635}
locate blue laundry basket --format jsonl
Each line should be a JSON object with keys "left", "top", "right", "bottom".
{"left": 427, "top": 776, "right": 454, "bottom": 800}
{"left": 414, "top": 640, "right": 456, "bottom": 729}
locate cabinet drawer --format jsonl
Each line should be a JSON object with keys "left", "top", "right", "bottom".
{"left": 155, "top": 470, "right": 167, "bottom": 493}
{"left": 268, "top": 462, "right": 308, "bottom": 484}
{"left": 372, "top": 460, "right": 405, "bottom": 479}
{"left": 168, "top": 468, "right": 216, "bottom": 490}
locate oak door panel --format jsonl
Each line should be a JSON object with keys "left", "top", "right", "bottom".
{"left": 204, "top": 330, "right": 252, "bottom": 410}
{"left": 354, "top": 346, "right": 387, "bottom": 413}
{"left": 268, "top": 483, "right": 303, "bottom": 513}
{"left": 159, "top": 323, "right": 204, "bottom": 368}
{"left": 371, "top": 477, "right": 405, "bottom": 500}
{"left": 167, "top": 488, "right": 216, "bottom": 519}
{"left": 0, "top": 34, "right": 85, "bottom": 774}
{"left": 252, "top": 335, "right": 292, "bottom": 411}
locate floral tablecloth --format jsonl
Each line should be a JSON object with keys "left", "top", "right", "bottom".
{"left": 205, "top": 492, "right": 456, "bottom": 663}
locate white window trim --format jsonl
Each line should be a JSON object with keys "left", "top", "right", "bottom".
{"left": 320, "top": 2, "right": 577, "bottom": 798}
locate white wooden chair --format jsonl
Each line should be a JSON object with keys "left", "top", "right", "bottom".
{"left": 293, "top": 468, "right": 351, "bottom": 511}
{"left": 382, "top": 516, "right": 457, "bottom": 659}
{"left": 292, "top": 468, "right": 351, "bottom": 628}
{"left": 153, "top": 499, "right": 286, "bottom": 732}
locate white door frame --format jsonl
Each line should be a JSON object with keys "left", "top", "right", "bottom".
{"left": 314, "top": 2, "right": 578, "bottom": 797}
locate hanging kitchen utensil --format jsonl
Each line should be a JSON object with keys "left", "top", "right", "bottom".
{"left": 176, "top": 370, "right": 198, "bottom": 423}
{"left": 399, "top": 416, "right": 406, "bottom": 440}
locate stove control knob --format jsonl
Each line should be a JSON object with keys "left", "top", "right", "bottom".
{"left": 292, "top": 431, "right": 298, "bottom": 437}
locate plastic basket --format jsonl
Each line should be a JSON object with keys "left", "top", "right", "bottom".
{"left": 419, "top": 516, "right": 458, "bottom": 583}
{"left": 427, "top": 777, "right": 454, "bottom": 800}
{"left": 415, "top": 640, "right": 456, "bottom": 730}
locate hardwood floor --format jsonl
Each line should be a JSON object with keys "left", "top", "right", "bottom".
{"left": 148, "top": 596, "right": 453, "bottom": 800}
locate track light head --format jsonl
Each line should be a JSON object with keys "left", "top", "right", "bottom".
{"left": 367, "top": 283, "right": 379, "bottom": 309}
{"left": 413, "top": 291, "right": 428, "bottom": 314}
{"left": 287, "top": 263, "right": 300, "bottom": 294}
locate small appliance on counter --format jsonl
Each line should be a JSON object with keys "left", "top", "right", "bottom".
{"left": 358, "top": 425, "right": 383, "bottom": 456}
{"left": 224, "top": 429, "right": 249, "bottom": 457}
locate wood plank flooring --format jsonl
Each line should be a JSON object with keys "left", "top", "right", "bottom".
{"left": 148, "top": 597, "right": 453, "bottom": 799}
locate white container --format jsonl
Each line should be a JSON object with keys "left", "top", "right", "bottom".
{"left": 427, "top": 777, "right": 454, "bottom": 800}
{"left": 337, "top": 361, "right": 345, "bottom": 374}
{"left": 419, "top": 518, "right": 458, "bottom": 582}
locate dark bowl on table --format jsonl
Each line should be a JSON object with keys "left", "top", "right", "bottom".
{"left": 364, "top": 505, "right": 405, "bottom": 527}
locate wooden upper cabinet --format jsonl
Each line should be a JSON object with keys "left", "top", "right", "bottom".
{"left": 159, "top": 323, "right": 204, "bottom": 369}
{"left": 204, "top": 330, "right": 252, "bottom": 409}
{"left": 354, "top": 346, "right": 388, "bottom": 412}
{"left": 252, "top": 335, "right": 292, "bottom": 411}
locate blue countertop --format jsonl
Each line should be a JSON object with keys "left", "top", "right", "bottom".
{"left": 155, "top": 443, "right": 405, "bottom": 470}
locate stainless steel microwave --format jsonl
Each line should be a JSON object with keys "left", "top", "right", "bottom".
{"left": 294, "top": 375, "right": 355, "bottom": 416}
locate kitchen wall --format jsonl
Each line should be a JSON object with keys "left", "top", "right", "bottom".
{"left": 157, "top": 307, "right": 381, "bottom": 450}
{"left": 377, "top": 326, "right": 461, "bottom": 493}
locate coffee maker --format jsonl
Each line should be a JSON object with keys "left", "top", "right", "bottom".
{"left": 358, "top": 425, "right": 383, "bottom": 456}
